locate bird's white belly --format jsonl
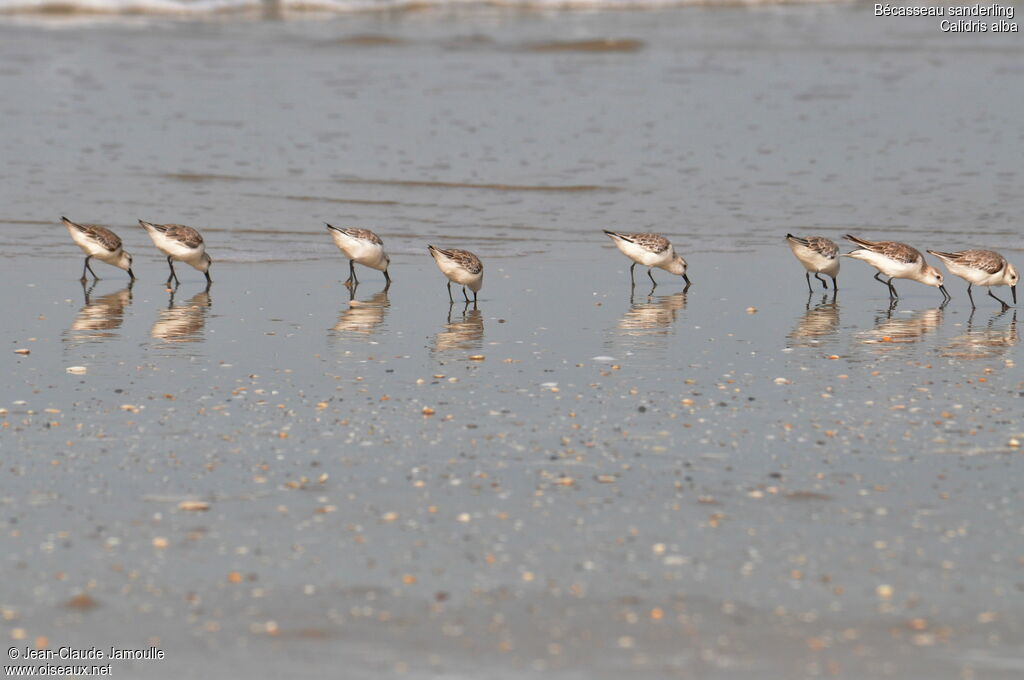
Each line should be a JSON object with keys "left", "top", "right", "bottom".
{"left": 614, "top": 240, "right": 670, "bottom": 268}
{"left": 436, "top": 259, "right": 476, "bottom": 286}
{"left": 947, "top": 262, "right": 1000, "bottom": 287}
{"left": 155, "top": 235, "right": 203, "bottom": 263}
{"left": 67, "top": 225, "right": 116, "bottom": 262}
{"left": 332, "top": 233, "right": 386, "bottom": 270}
{"left": 852, "top": 251, "right": 916, "bottom": 279}
{"left": 791, "top": 244, "right": 838, "bottom": 275}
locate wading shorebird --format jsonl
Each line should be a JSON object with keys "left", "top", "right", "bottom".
{"left": 843, "top": 234, "right": 949, "bottom": 302}
{"left": 139, "top": 220, "right": 212, "bottom": 287}
{"left": 926, "top": 248, "right": 1017, "bottom": 311}
{"left": 62, "top": 217, "right": 135, "bottom": 282}
{"left": 785, "top": 234, "right": 839, "bottom": 293}
{"left": 602, "top": 230, "right": 690, "bottom": 290}
{"left": 428, "top": 245, "right": 483, "bottom": 303}
{"left": 326, "top": 224, "right": 391, "bottom": 288}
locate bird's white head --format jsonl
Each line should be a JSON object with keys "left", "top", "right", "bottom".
{"left": 665, "top": 254, "right": 687, "bottom": 276}
{"left": 919, "top": 265, "right": 944, "bottom": 288}
{"left": 117, "top": 251, "right": 134, "bottom": 273}
{"left": 1005, "top": 262, "right": 1018, "bottom": 286}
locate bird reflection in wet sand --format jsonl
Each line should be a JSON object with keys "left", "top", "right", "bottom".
{"left": 331, "top": 288, "right": 390, "bottom": 338}
{"left": 942, "top": 310, "right": 1017, "bottom": 360}
{"left": 858, "top": 305, "right": 944, "bottom": 350}
{"left": 617, "top": 291, "right": 687, "bottom": 337}
{"left": 150, "top": 288, "right": 211, "bottom": 343}
{"left": 65, "top": 281, "right": 134, "bottom": 344}
{"left": 433, "top": 302, "right": 484, "bottom": 353}
{"left": 787, "top": 294, "right": 840, "bottom": 348}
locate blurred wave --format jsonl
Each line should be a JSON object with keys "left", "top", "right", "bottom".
{"left": 0, "top": 0, "right": 850, "bottom": 17}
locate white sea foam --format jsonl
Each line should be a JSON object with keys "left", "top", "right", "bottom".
{"left": 0, "top": 0, "right": 848, "bottom": 17}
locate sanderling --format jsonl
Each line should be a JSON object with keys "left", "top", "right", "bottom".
{"left": 785, "top": 234, "right": 839, "bottom": 292}
{"left": 62, "top": 217, "right": 135, "bottom": 282}
{"left": 843, "top": 234, "right": 949, "bottom": 302}
{"left": 926, "top": 248, "right": 1017, "bottom": 311}
{"left": 602, "top": 230, "right": 690, "bottom": 289}
{"left": 428, "top": 245, "right": 483, "bottom": 303}
{"left": 139, "top": 220, "right": 212, "bottom": 286}
{"left": 326, "top": 224, "right": 391, "bottom": 288}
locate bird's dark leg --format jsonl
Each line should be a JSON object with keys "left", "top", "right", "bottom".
{"left": 82, "top": 256, "right": 100, "bottom": 282}
{"left": 987, "top": 288, "right": 1010, "bottom": 311}
{"left": 805, "top": 272, "right": 813, "bottom": 294}
{"left": 814, "top": 273, "right": 828, "bottom": 290}
{"left": 966, "top": 284, "right": 976, "bottom": 309}
{"left": 473, "top": 290, "right": 478, "bottom": 306}
{"left": 647, "top": 268, "right": 657, "bottom": 288}
{"left": 872, "top": 270, "right": 897, "bottom": 296}
{"left": 447, "top": 280, "right": 453, "bottom": 303}
{"left": 345, "top": 259, "right": 358, "bottom": 287}
{"left": 462, "top": 286, "right": 470, "bottom": 303}
{"left": 887, "top": 277, "right": 898, "bottom": 299}
{"left": 383, "top": 269, "right": 391, "bottom": 290}
{"left": 830, "top": 275, "right": 838, "bottom": 293}
{"left": 80, "top": 257, "right": 90, "bottom": 283}
{"left": 629, "top": 262, "right": 636, "bottom": 287}
{"left": 166, "top": 256, "right": 179, "bottom": 286}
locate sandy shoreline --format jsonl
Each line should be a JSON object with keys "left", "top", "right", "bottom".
{"left": 3, "top": 249, "right": 1022, "bottom": 678}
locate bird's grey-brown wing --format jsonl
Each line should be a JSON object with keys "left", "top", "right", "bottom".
{"left": 845, "top": 234, "right": 921, "bottom": 263}
{"left": 620, "top": 232, "right": 671, "bottom": 254}
{"left": 340, "top": 227, "right": 383, "bottom": 245}
{"left": 163, "top": 224, "right": 204, "bottom": 249}
{"left": 871, "top": 241, "right": 922, "bottom": 264}
{"left": 66, "top": 218, "right": 122, "bottom": 252}
{"left": 82, "top": 225, "right": 122, "bottom": 252}
{"left": 955, "top": 249, "right": 1006, "bottom": 274}
{"left": 439, "top": 248, "right": 483, "bottom": 274}
{"left": 803, "top": 236, "right": 838, "bottom": 259}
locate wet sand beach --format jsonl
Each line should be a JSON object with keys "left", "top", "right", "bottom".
{"left": 1, "top": 4, "right": 1023, "bottom": 679}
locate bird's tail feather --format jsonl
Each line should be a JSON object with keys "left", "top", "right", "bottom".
{"left": 843, "top": 234, "right": 875, "bottom": 249}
